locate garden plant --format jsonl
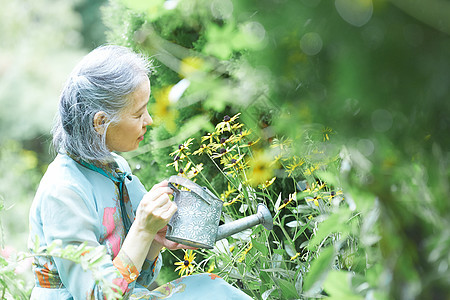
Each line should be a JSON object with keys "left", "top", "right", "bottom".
{"left": 1, "top": 0, "right": 449, "bottom": 299}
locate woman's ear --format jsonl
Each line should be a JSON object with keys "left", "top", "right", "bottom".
{"left": 93, "top": 111, "right": 108, "bottom": 134}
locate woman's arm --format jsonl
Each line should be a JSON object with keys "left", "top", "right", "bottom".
{"left": 119, "top": 181, "right": 177, "bottom": 271}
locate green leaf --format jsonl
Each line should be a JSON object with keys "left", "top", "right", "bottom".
{"left": 121, "top": 0, "right": 164, "bottom": 13}
{"left": 273, "top": 248, "right": 286, "bottom": 256}
{"left": 204, "top": 23, "right": 236, "bottom": 59}
{"left": 323, "top": 270, "right": 363, "bottom": 300}
{"left": 252, "top": 238, "right": 268, "bottom": 256}
{"left": 293, "top": 219, "right": 311, "bottom": 241}
{"left": 303, "top": 245, "right": 335, "bottom": 293}
{"left": 316, "top": 171, "right": 340, "bottom": 187}
{"left": 277, "top": 278, "right": 299, "bottom": 299}
{"left": 307, "top": 209, "right": 351, "bottom": 250}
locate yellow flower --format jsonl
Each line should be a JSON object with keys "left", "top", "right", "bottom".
{"left": 278, "top": 193, "right": 297, "bottom": 210}
{"left": 177, "top": 161, "right": 192, "bottom": 177}
{"left": 151, "top": 86, "right": 179, "bottom": 133}
{"left": 201, "top": 132, "right": 219, "bottom": 145}
{"left": 230, "top": 123, "right": 244, "bottom": 131}
{"left": 324, "top": 190, "right": 343, "bottom": 201}
{"left": 238, "top": 243, "right": 253, "bottom": 262}
{"left": 246, "top": 151, "right": 275, "bottom": 187}
{"left": 186, "top": 163, "right": 203, "bottom": 179}
{"left": 304, "top": 164, "right": 319, "bottom": 176}
{"left": 215, "top": 113, "right": 241, "bottom": 133}
{"left": 166, "top": 156, "right": 182, "bottom": 172}
{"left": 170, "top": 138, "right": 194, "bottom": 158}
{"left": 270, "top": 137, "right": 292, "bottom": 150}
{"left": 211, "top": 145, "right": 237, "bottom": 159}
{"left": 174, "top": 250, "right": 196, "bottom": 277}
{"left": 220, "top": 183, "right": 237, "bottom": 201}
{"left": 232, "top": 129, "right": 252, "bottom": 144}
{"left": 239, "top": 138, "right": 260, "bottom": 148}
{"left": 223, "top": 194, "right": 243, "bottom": 206}
{"left": 258, "top": 177, "right": 276, "bottom": 189}
{"left": 306, "top": 195, "right": 322, "bottom": 207}
{"left": 221, "top": 154, "right": 245, "bottom": 169}
{"left": 192, "top": 143, "right": 214, "bottom": 156}
{"left": 322, "top": 127, "right": 334, "bottom": 141}
{"left": 207, "top": 262, "right": 215, "bottom": 273}
{"left": 290, "top": 252, "right": 301, "bottom": 261}
{"left": 272, "top": 153, "right": 284, "bottom": 165}
{"left": 179, "top": 56, "right": 205, "bottom": 78}
{"left": 285, "top": 156, "right": 305, "bottom": 177}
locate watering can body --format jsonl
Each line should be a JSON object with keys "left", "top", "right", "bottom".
{"left": 165, "top": 175, "right": 273, "bottom": 249}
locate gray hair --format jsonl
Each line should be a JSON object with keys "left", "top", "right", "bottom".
{"left": 52, "top": 45, "right": 152, "bottom": 162}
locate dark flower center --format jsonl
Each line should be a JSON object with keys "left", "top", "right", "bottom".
{"left": 179, "top": 168, "right": 184, "bottom": 174}
{"left": 223, "top": 115, "right": 231, "bottom": 122}
{"left": 184, "top": 260, "right": 190, "bottom": 266}
{"left": 220, "top": 148, "right": 226, "bottom": 154}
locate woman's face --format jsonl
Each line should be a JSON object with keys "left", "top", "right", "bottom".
{"left": 105, "top": 77, "right": 152, "bottom": 153}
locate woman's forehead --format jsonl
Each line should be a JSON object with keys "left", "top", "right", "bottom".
{"left": 126, "top": 78, "right": 150, "bottom": 111}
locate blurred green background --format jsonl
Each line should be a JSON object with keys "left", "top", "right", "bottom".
{"left": 1, "top": 0, "right": 449, "bottom": 298}
{"left": 0, "top": 0, "right": 108, "bottom": 252}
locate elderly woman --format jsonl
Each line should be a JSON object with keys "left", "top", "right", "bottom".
{"left": 28, "top": 45, "right": 251, "bottom": 299}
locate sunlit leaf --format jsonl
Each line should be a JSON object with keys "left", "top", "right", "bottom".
{"left": 285, "top": 220, "right": 305, "bottom": 228}
{"left": 303, "top": 245, "right": 335, "bottom": 293}
{"left": 323, "top": 270, "right": 363, "bottom": 300}
{"left": 274, "top": 193, "right": 282, "bottom": 211}
{"left": 277, "top": 278, "right": 299, "bottom": 299}
{"left": 307, "top": 209, "right": 351, "bottom": 250}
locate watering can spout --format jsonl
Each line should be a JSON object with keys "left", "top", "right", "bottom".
{"left": 215, "top": 204, "right": 273, "bottom": 241}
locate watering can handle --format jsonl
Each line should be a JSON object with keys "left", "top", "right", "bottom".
{"left": 167, "top": 175, "right": 219, "bottom": 205}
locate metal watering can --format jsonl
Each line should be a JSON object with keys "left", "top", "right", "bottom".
{"left": 165, "top": 175, "right": 273, "bottom": 249}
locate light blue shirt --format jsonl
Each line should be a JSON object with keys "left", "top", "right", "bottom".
{"left": 28, "top": 153, "right": 161, "bottom": 299}
{"left": 29, "top": 153, "right": 253, "bottom": 299}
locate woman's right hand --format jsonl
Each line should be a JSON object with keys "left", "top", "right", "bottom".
{"left": 134, "top": 180, "right": 177, "bottom": 236}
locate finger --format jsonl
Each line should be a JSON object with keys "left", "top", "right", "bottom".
{"left": 156, "top": 225, "right": 168, "bottom": 234}
{"left": 151, "top": 193, "right": 177, "bottom": 216}
{"left": 149, "top": 180, "right": 169, "bottom": 191}
{"left": 138, "top": 194, "right": 172, "bottom": 219}
{"left": 142, "top": 187, "right": 173, "bottom": 203}
{"left": 160, "top": 202, "right": 177, "bottom": 220}
{"left": 149, "top": 193, "right": 173, "bottom": 212}
{"left": 156, "top": 201, "right": 176, "bottom": 218}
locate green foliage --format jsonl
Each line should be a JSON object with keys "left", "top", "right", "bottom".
{"left": 0, "top": 238, "right": 123, "bottom": 300}
{"left": 103, "top": 0, "right": 450, "bottom": 299}
{"left": 0, "top": 0, "right": 447, "bottom": 298}
{"left": 0, "top": 0, "right": 87, "bottom": 143}
{"left": 75, "top": 0, "right": 108, "bottom": 49}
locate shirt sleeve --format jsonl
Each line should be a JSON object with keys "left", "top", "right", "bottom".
{"left": 40, "top": 184, "right": 139, "bottom": 299}
{"left": 136, "top": 253, "right": 163, "bottom": 289}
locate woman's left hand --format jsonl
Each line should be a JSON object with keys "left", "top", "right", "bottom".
{"left": 153, "top": 226, "right": 197, "bottom": 250}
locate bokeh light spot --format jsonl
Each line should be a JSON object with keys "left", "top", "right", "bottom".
{"left": 211, "top": 0, "right": 233, "bottom": 20}
{"left": 300, "top": 32, "right": 323, "bottom": 56}
{"left": 357, "top": 139, "right": 375, "bottom": 156}
{"left": 371, "top": 109, "right": 393, "bottom": 132}
{"left": 335, "top": 0, "right": 373, "bottom": 27}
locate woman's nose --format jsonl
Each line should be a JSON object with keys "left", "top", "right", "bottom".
{"left": 143, "top": 111, "right": 153, "bottom": 127}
